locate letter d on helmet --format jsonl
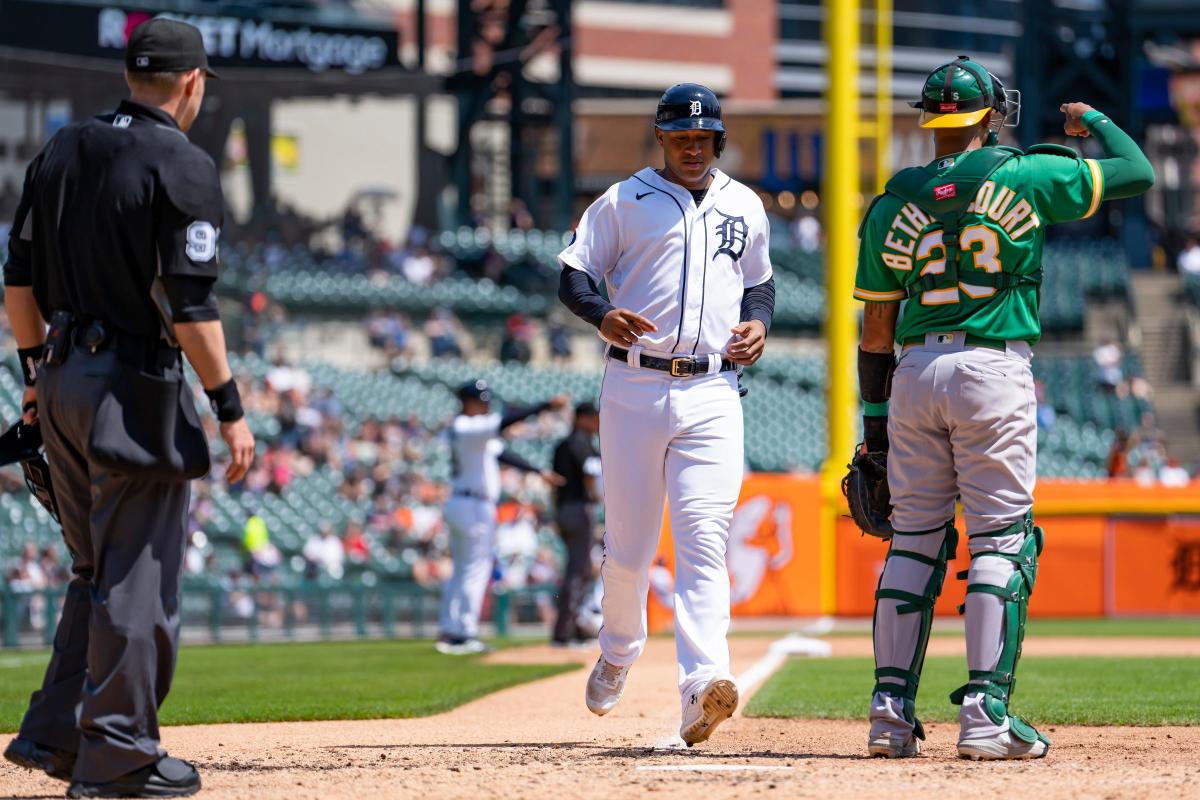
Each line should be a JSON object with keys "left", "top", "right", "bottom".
{"left": 655, "top": 83, "right": 727, "bottom": 157}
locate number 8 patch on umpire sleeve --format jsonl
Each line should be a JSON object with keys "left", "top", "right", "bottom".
{"left": 185, "top": 221, "right": 218, "bottom": 262}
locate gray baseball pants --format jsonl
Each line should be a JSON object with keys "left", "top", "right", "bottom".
{"left": 17, "top": 346, "right": 190, "bottom": 783}
{"left": 871, "top": 331, "right": 1037, "bottom": 742}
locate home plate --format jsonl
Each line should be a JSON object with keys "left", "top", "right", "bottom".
{"left": 638, "top": 764, "right": 793, "bottom": 772}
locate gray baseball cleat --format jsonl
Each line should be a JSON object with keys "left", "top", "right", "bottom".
{"left": 868, "top": 731, "right": 921, "bottom": 758}
{"left": 585, "top": 657, "right": 630, "bottom": 716}
{"left": 958, "top": 729, "right": 1050, "bottom": 761}
{"left": 680, "top": 678, "right": 739, "bottom": 746}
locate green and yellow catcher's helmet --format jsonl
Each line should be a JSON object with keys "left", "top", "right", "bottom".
{"left": 911, "top": 55, "right": 1019, "bottom": 132}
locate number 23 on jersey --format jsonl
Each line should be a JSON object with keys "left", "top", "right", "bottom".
{"left": 912, "top": 224, "right": 1002, "bottom": 305}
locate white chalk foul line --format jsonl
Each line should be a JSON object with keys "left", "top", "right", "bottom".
{"left": 638, "top": 764, "right": 793, "bottom": 773}
{"left": 654, "top": 633, "right": 832, "bottom": 749}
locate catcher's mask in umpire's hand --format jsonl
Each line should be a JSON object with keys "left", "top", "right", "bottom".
{"left": 0, "top": 421, "right": 59, "bottom": 523}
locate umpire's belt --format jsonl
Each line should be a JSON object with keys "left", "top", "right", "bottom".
{"left": 607, "top": 346, "right": 736, "bottom": 377}
{"left": 72, "top": 318, "right": 179, "bottom": 371}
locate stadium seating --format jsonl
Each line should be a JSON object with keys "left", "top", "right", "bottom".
{"left": 215, "top": 231, "right": 1132, "bottom": 337}
{"left": 0, "top": 233, "right": 1148, "bottom": 582}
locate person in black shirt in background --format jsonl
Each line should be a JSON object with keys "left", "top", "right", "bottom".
{"left": 2, "top": 19, "right": 254, "bottom": 798}
{"left": 551, "top": 402, "right": 602, "bottom": 646}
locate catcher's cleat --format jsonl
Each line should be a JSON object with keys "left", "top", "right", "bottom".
{"left": 867, "top": 732, "right": 921, "bottom": 758}
{"left": 585, "top": 657, "right": 630, "bottom": 716}
{"left": 957, "top": 728, "right": 1049, "bottom": 761}
{"left": 680, "top": 678, "right": 738, "bottom": 747}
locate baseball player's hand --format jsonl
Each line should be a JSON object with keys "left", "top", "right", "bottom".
{"left": 220, "top": 418, "right": 256, "bottom": 484}
{"left": 20, "top": 387, "right": 37, "bottom": 425}
{"left": 727, "top": 321, "right": 767, "bottom": 366}
{"left": 540, "top": 469, "right": 566, "bottom": 487}
{"left": 601, "top": 309, "right": 657, "bottom": 347}
{"left": 1060, "top": 103, "right": 1095, "bottom": 137}
{"left": 548, "top": 394, "right": 570, "bottom": 411}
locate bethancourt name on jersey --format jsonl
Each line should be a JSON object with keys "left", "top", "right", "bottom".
{"left": 879, "top": 180, "right": 1042, "bottom": 272}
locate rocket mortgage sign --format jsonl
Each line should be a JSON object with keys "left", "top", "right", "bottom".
{"left": 0, "top": 0, "right": 401, "bottom": 76}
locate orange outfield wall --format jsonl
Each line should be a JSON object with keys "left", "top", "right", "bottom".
{"left": 646, "top": 476, "right": 1200, "bottom": 624}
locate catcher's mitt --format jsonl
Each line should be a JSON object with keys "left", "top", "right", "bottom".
{"left": 842, "top": 447, "right": 893, "bottom": 539}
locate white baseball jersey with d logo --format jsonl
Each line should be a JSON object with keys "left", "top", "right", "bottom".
{"left": 559, "top": 166, "right": 771, "bottom": 701}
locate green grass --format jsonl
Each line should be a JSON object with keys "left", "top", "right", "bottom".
{"left": 727, "top": 618, "right": 1200, "bottom": 639}
{"left": 0, "top": 640, "right": 577, "bottom": 732}
{"left": 1024, "top": 618, "right": 1200, "bottom": 637}
{"left": 746, "top": 656, "right": 1200, "bottom": 726}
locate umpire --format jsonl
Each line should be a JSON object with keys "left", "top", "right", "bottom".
{"left": 551, "top": 402, "right": 601, "bottom": 645}
{"left": 2, "top": 19, "right": 254, "bottom": 798}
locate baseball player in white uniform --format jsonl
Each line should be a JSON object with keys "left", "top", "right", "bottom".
{"left": 437, "top": 380, "right": 565, "bottom": 655}
{"left": 557, "top": 83, "right": 775, "bottom": 746}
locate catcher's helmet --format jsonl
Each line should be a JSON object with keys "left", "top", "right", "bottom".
{"left": 655, "top": 83, "right": 727, "bottom": 157}
{"left": 911, "top": 55, "right": 1019, "bottom": 137}
{"left": 458, "top": 379, "right": 493, "bottom": 404}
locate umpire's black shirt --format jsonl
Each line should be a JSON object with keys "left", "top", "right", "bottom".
{"left": 4, "top": 100, "right": 222, "bottom": 336}
{"left": 553, "top": 429, "right": 599, "bottom": 506}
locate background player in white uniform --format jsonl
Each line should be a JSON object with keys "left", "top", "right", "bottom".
{"left": 557, "top": 83, "right": 775, "bottom": 746}
{"left": 437, "top": 380, "right": 565, "bottom": 654}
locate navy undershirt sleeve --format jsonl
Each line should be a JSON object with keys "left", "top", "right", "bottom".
{"left": 740, "top": 277, "right": 776, "bottom": 333}
{"left": 558, "top": 267, "right": 615, "bottom": 329}
{"left": 500, "top": 402, "right": 552, "bottom": 431}
{"left": 497, "top": 449, "right": 540, "bottom": 473}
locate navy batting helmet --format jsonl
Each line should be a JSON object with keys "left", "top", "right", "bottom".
{"left": 458, "top": 379, "right": 493, "bottom": 404}
{"left": 655, "top": 83, "right": 726, "bottom": 157}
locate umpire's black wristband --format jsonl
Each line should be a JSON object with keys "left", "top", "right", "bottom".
{"left": 17, "top": 346, "right": 43, "bottom": 386}
{"left": 205, "top": 378, "right": 244, "bottom": 422}
{"left": 863, "top": 415, "right": 888, "bottom": 452}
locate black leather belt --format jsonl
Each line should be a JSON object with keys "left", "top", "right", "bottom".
{"left": 69, "top": 318, "right": 179, "bottom": 371}
{"left": 452, "top": 489, "right": 490, "bottom": 501}
{"left": 607, "top": 346, "right": 736, "bottom": 377}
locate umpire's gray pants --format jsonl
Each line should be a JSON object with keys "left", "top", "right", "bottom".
{"left": 553, "top": 501, "right": 594, "bottom": 643}
{"left": 19, "top": 346, "right": 190, "bottom": 784}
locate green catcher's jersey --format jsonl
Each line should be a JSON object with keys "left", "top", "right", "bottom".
{"left": 854, "top": 147, "right": 1104, "bottom": 344}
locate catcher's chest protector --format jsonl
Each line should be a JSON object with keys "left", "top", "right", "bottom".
{"left": 882, "top": 147, "right": 1039, "bottom": 298}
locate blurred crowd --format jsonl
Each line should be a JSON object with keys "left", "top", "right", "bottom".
{"left": 174, "top": 355, "right": 570, "bottom": 625}
{"left": 363, "top": 307, "right": 573, "bottom": 364}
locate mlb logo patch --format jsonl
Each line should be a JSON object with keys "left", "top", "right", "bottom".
{"left": 937, "top": 157, "right": 955, "bottom": 170}
{"left": 939, "top": 102, "right": 957, "bottom": 112}
{"left": 936, "top": 334, "right": 954, "bottom": 344}
{"left": 934, "top": 183, "right": 956, "bottom": 200}
{"left": 136, "top": 56, "right": 150, "bottom": 67}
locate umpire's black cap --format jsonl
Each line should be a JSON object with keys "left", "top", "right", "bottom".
{"left": 126, "top": 18, "right": 220, "bottom": 79}
{"left": 458, "top": 379, "right": 493, "bottom": 404}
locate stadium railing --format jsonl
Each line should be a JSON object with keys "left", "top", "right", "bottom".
{"left": 0, "top": 582, "right": 557, "bottom": 648}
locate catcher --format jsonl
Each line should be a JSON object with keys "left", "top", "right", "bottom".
{"left": 845, "top": 56, "right": 1153, "bottom": 760}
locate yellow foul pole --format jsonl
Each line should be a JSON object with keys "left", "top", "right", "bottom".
{"left": 875, "top": 0, "right": 892, "bottom": 194}
{"left": 819, "top": 0, "right": 860, "bottom": 615}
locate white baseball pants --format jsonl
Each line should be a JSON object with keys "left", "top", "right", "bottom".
{"left": 597, "top": 355, "right": 743, "bottom": 701}
{"left": 439, "top": 496, "right": 497, "bottom": 639}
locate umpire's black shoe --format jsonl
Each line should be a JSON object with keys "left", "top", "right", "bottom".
{"left": 67, "top": 756, "right": 201, "bottom": 798}
{"left": 3, "top": 736, "right": 76, "bottom": 781}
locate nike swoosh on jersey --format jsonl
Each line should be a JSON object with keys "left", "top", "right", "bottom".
{"left": 636, "top": 191, "right": 655, "bottom": 200}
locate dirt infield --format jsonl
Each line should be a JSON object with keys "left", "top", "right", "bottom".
{"left": 3, "top": 636, "right": 1199, "bottom": 799}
